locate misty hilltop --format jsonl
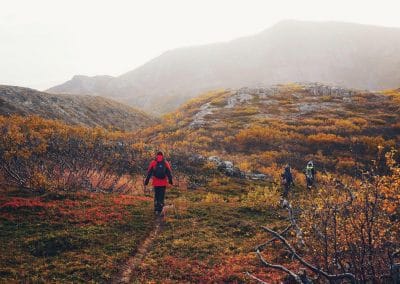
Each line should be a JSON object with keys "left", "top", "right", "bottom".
{"left": 0, "top": 85, "right": 155, "bottom": 131}
{"left": 48, "top": 20, "right": 400, "bottom": 114}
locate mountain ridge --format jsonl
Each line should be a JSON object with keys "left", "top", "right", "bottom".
{"left": 0, "top": 85, "right": 156, "bottom": 131}
{"left": 47, "top": 20, "right": 400, "bottom": 114}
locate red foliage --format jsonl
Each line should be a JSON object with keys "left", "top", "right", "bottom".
{"left": 112, "top": 194, "right": 152, "bottom": 205}
{"left": 0, "top": 197, "right": 53, "bottom": 210}
{"left": 0, "top": 193, "right": 151, "bottom": 226}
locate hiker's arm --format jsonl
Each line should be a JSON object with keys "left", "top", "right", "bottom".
{"left": 144, "top": 162, "right": 154, "bottom": 185}
{"left": 166, "top": 161, "right": 173, "bottom": 185}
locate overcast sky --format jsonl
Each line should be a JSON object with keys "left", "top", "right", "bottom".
{"left": 1, "top": 0, "right": 400, "bottom": 90}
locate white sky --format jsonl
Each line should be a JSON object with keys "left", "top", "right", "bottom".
{"left": 1, "top": 0, "right": 400, "bottom": 90}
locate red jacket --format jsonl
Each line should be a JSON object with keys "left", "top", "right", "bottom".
{"left": 144, "top": 154, "right": 173, "bottom": 187}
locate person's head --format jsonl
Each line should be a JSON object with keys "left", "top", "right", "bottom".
{"left": 155, "top": 151, "right": 164, "bottom": 161}
{"left": 285, "top": 164, "right": 290, "bottom": 172}
{"left": 307, "top": 161, "right": 313, "bottom": 167}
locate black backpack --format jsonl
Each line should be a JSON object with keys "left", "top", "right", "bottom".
{"left": 153, "top": 160, "right": 167, "bottom": 179}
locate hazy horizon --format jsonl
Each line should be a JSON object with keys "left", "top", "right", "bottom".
{"left": 1, "top": 0, "right": 400, "bottom": 90}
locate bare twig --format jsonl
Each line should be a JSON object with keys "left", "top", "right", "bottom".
{"left": 256, "top": 224, "right": 292, "bottom": 252}
{"left": 282, "top": 198, "right": 305, "bottom": 247}
{"left": 255, "top": 248, "right": 303, "bottom": 283}
{"left": 252, "top": 222, "right": 302, "bottom": 283}
{"left": 245, "top": 272, "right": 269, "bottom": 284}
{"left": 261, "top": 226, "right": 357, "bottom": 283}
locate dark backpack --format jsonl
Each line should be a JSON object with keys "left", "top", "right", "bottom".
{"left": 153, "top": 160, "right": 167, "bottom": 179}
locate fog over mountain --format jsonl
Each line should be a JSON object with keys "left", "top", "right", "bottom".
{"left": 48, "top": 20, "right": 400, "bottom": 114}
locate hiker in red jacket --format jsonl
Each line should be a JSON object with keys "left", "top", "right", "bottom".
{"left": 144, "top": 151, "right": 173, "bottom": 216}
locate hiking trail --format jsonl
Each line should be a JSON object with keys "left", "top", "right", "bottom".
{"left": 112, "top": 217, "right": 164, "bottom": 284}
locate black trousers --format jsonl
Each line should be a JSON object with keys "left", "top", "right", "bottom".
{"left": 306, "top": 177, "right": 314, "bottom": 188}
{"left": 154, "top": 186, "right": 166, "bottom": 213}
{"left": 282, "top": 184, "right": 291, "bottom": 198}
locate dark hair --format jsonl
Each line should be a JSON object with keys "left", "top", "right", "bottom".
{"left": 156, "top": 151, "right": 163, "bottom": 156}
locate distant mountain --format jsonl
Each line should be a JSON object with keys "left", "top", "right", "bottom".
{"left": 0, "top": 85, "right": 155, "bottom": 131}
{"left": 48, "top": 20, "right": 400, "bottom": 114}
{"left": 48, "top": 75, "right": 115, "bottom": 95}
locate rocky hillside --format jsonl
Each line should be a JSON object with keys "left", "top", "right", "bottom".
{"left": 48, "top": 20, "right": 400, "bottom": 114}
{"left": 0, "top": 85, "right": 156, "bottom": 131}
{"left": 144, "top": 83, "right": 400, "bottom": 172}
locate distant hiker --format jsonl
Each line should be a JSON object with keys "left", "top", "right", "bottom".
{"left": 281, "top": 165, "right": 294, "bottom": 198}
{"left": 304, "top": 161, "right": 315, "bottom": 190}
{"left": 144, "top": 151, "right": 173, "bottom": 216}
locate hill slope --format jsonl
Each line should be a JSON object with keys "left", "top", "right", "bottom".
{"left": 144, "top": 83, "right": 400, "bottom": 172}
{"left": 48, "top": 20, "right": 400, "bottom": 113}
{"left": 0, "top": 85, "right": 155, "bottom": 131}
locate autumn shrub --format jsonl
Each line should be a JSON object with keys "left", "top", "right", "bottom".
{"left": 210, "top": 96, "right": 228, "bottom": 107}
{"left": 231, "top": 107, "right": 259, "bottom": 117}
{"left": 202, "top": 193, "right": 225, "bottom": 203}
{"left": 255, "top": 149, "right": 400, "bottom": 282}
{"left": 300, "top": 156, "right": 399, "bottom": 280}
{"left": 334, "top": 119, "right": 361, "bottom": 133}
{"left": 336, "top": 156, "right": 357, "bottom": 172}
{"left": 240, "top": 185, "right": 281, "bottom": 211}
{"left": 0, "top": 115, "right": 144, "bottom": 192}
{"left": 234, "top": 126, "right": 291, "bottom": 151}
{"left": 307, "top": 133, "right": 347, "bottom": 145}
{"left": 207, "top": 176, "right": 232, "bottom": 187}
{"left": 172, "top": 196, "right": 190, "bottom": 216}
{"left": 258, "top": 163, "right": 282, "bottom": 181}
{"left": 143, "top": 84, "right": 399, "bottom": 181}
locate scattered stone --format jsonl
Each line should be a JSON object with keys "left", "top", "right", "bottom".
{"left": 207, "top": 156, "right": 243, "bottom": 177}
{"left": 207, "top": 156, "right": 270, "bottom": 179}
{"left": 246, "top": 173, "right": 268, "bottom": 180}
{"left": 189, "top": 102, "right": 217, "bottom": 128}
{"left": 225, "top": 91, "right": 253, "bottom": 108}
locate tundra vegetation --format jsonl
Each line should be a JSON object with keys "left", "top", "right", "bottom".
{"left": 0, "top": 84, "right": 399, "bottom": 282}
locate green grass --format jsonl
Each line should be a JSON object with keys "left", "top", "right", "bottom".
{"left": 134, "top": 182, "right": 285, "bottom": 283}
{"left": 1, "top": 180, "right": 290, "bottom": 283}
{"left": 0, "top": 189, "right": 154, "bottom": 283}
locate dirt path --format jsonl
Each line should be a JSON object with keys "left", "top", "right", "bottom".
{"left": 112, "top": 217, "right": 164, "bottom": 284}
